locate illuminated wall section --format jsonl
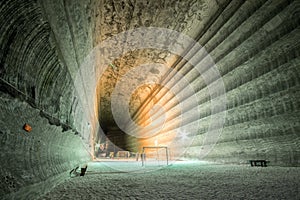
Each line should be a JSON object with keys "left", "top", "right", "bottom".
{"left": 0, "top": 0, "right": 300, "bottom": 198}
{"left": 95, "top": 0, "right": 300, "bottom": 165}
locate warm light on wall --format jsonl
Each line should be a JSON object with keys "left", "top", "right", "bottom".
{"left": 23, "top": 123, "right": 32, "bottom": 132}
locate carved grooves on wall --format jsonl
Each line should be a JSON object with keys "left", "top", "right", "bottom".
{"left": 126, "top": 0, "right": 300, "bottom": 165}
{"left": 0, "top": 0, "right": 78, "bottom": 132}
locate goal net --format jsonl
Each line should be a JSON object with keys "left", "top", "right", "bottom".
{"left": 141, "top": 146, "right": 169, "bottom": 167}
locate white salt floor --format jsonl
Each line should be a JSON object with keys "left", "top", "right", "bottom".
{"left": 39, "top": 161, "right": 299, "bottom": 200}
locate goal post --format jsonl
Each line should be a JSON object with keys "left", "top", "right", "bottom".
{"left": 141, "top": 146, "right": 169, "bottom": 166}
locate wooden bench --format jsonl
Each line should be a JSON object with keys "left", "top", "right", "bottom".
{"left": 249, "top": 160, "right": 269, "bottom": 167}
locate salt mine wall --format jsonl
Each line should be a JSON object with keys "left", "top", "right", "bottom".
{"left": 181, "top": 0, "right": 300, "bottom": 165}
{"left": 0, "top": 1, "right": 91, "bottom": 198}
{"left": 0, "top": 0, "right": 300, "bottom": 198}
{"left": 123, "top": 0, "right": 300, "bottom": 166}
{"left": 0, "top": 93, "right": 90, "bottom": 199}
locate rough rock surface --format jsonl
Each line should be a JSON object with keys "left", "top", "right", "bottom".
{"left": 0, "top": 0, "right": 300, "bottom": 198}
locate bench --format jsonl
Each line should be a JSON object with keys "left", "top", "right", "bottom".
{"left": 249, "top": 160, "right": 269, "bottom": 167}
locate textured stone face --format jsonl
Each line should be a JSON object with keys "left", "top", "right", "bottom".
{"left": 0, "top": 0, "right": 300, "bottom": 198}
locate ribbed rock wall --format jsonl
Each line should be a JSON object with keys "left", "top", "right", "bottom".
{"left": 0, "top": 93, "right": 90, "bottom": 199}
{"left": 0, "top": 1, "right": 91, "bottom": 199}
{"left": 189, "top": 0, "right": 300, "bottom": 166}
{"left": 0, "top": 0, "right": 82, "bottom": 132}
{"left": 121, "top": 0, "right": 300, "bottom": 166}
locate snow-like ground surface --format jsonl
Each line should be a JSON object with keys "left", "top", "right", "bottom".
{"left": 39, "top": 161, "right": 299, "bottom": 200}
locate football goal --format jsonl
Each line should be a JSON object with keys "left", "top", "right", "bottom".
{"left": 141, "top": 146, "right": 169, "bottom": 167}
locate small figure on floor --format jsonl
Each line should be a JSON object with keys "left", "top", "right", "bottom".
{"left": 80, "top": 164, "right": 88, "bottom": 176}
{"left": 70, "top": 164, "right": 88, "bottom": 177}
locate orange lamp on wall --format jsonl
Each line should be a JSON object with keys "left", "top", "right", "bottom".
{"left": 23, "top": 123, "right": 32, "bottom": 132}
